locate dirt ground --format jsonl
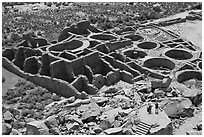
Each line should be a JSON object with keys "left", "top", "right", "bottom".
{"left": 2, "top": 68, "right": 22, "bottom": 95}
{"left": 164, "top": 21, "right": 202, "bottom": 50}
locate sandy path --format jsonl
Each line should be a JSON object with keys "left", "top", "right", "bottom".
{"left": 164, "top": 21, "right": 202, "bottom": 50}
{"left": 2, "top": 68, "right": 22, "bottom": 95}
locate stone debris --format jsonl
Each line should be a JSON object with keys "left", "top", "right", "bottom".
{"left": 10, "top": 129, "right": 22, "bottom": 135}
{"left": 186, "top": 131, "right": 202, "bottom": 135}
{"left": 93, "top": 125, "right": 103, "bottom": 134}
{"left": 66, "top": 122, "right": 80, "bottom": 130}
{"left": 160, "top": 97, "right": 193, "bottom": 118}
{"left": 3, "top": 110, "right": 13, "bottom": 123}
{"left": 104, "top": 127, "right": 123, "bottom": 135}
{"left": 2, "top": 123, "right": 12, "bottom": 135}
{"left": 44, "top": 115, "right": 59, "bottom": 129}
{"left": 26, "top": 120, "right": 49, "bottom": 135}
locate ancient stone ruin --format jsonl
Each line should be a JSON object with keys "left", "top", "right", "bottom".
{"left": 2, "top": 19, "right": 202, "bottom": 135}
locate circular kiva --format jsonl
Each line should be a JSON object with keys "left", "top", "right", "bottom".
{"left": 123, "top": 49, "right": 147, "bottom": 59}
{"left": 47, "top": 39, "right": 90, "bottom": 53}
{"left": 89, "top": 33, "right": 117, "bottom": 41}
{"left": 197, "top": 61, "right": 202, "bottom": 70}
{"left": 143, "top": 57, "right": 175, "bottom": 71}
{"left": 123, "top": 34, "right": 144, "bottom": 42}
{"left": 137, "top": 41, "right": 158, "bottom": 50}
{"left": 164, "top": 48, "right": 193, "bottom": 60}
{"left": 176, "top": 70, "right": 202, "bottom": 83}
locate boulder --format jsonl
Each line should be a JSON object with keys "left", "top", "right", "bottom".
{"left": 99, "top": 120, "right": 111, "bottom": 130}
{"left": 10, "top": 129, "right": 22, "bottom": 135}
{"left": 12, "top": 120, "right": 25, "bottom": 129}
{"left": 78, "top": 100, "right": 100, "bottom": 123}
{"left": 113, "top": 120, "right": 121, "bottom": 127}
{"left": 3, "top": 110, "right": 13, "bottom": 123}
{"left": 45, "top": 115, "right": 58, "bottom": 129}
{"left": 2, "top": 123, "right": 12, "bottom": 135}
{"left": 160, "top": 97, "right": 194, "bottom": 118}
{"left": 26, "top": 120, "right": 49, "bottom": 135}
{"left": 102, "top": 107, "right": 122, "bottom": 124}
{"left": 182, "top": 87, "right": 201, "bottom": 98}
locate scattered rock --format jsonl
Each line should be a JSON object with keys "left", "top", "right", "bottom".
{"left": 113, "top": 120, "right": 121, "bottom": 127}
{"left": 10, "top": 128, "right": 22, "bottom": 135}
{"left": 123, "top": 128, "right": 135, "bottom": 135}
{"left": 93, "top": 125, "right": 102, "bottom": 134}
{"left": 50, "top": 127, "right": 61, "bottom": 135}
{"left": 2, "top": 123, "right": 12, "bottom": 135}
{"left": 45, "top": 115, "right": 58, "bottom": 129}
{"left": 79, "top": 100, "right": 100, "bottom": 123}
{"left": 182, "top": 87, "right": 200, "bottom": 98}
{"left": 102, "top": 107, "right": 122, "bottom": 124}
{"left": 123, "top": 88, "right": 132, "bottom": 96}
{"left": 66, "top": 122, "right": 79, "bottom": 130}
{"left": 154, "top": 89, "right": 165, "bottom": 98}
{"left": 104, "top": 127, "right": 123, "bottom": 135}
{"left": 26, "top": 120, "right": 49, "bottom": 135}
{"left": 99, "top": 120, "right": 111, "bottom": 130}
{"left": 3, "top": 110, "right": 13, "bottom": 123}
{"left": 160, "top": 97, "right": 193, "bottom": 118}
{"left": 68, "top": 115, "right": 83, "bottom": 125}
{"left": 12, "top": 120, "right": 26, "bottom": 129}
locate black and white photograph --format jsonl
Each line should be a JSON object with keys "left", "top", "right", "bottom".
{"left": 1, "top": 0, "right": 202, "bottom": 135}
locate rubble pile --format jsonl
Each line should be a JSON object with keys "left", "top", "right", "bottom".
{"left": 2, "top": 15, "right": 202, "bottom": 135}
